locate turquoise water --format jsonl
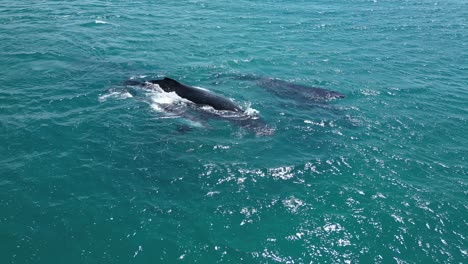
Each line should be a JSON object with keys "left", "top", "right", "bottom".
{"left": 1, "top": 0, "right": 467, "bottom": 263}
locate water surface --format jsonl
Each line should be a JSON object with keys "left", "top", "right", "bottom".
{"left": 1, "top": 0, "right": 467, "bottom": 263}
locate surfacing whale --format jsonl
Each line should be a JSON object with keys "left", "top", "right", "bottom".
{"left": 125, "top": 77, "right": 242, "bottom": 112}
{"left": 124, "top": 77, "right": 275, "bottom": 136}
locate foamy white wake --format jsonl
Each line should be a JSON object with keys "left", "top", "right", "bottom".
{"left": 144, "top": 83, "right": 191, "bottom": 113}
{"left": 98, "top": 91, "right": 133, "bottom": 102}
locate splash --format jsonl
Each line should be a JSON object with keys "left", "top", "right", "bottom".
{"left": 146, "top": 84, "right": 191, "bottom": 114}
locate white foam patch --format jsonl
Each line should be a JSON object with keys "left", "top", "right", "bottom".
{"left": 244, "top": 106, "right": 260, "bottom": 117}
{"left": 198, "top": 104, "right": 244, "bottom": 118}
{"left": 304, "top": 119, "right": 326, "bottom": 127}
{"left": 95, "top": 19, "right": 109, "bottom": 24}
{"left": 98, "top": 91, "right": 133, "bottom": 102}
{"left": 200, "top": 105, "right": 217, "bottom": 112}
{"left": 213, "top": 145, "right": 230, "bottom": 150}
{"left": 150, "top": 102, "right": 164, "bottom": 112}
{"left": 282, "top": 196, "right": 305, "bottom": 213}
{"left": 151, "top": 91, "right": 184, "bottom": 105}
{"left": 269, "top": 166, "right": 294, "bottom": 180}
{"left": 129, "top": 75, "right": 147, "bottom": 79}
{"left": 146, "top": 85, "right": 190, "bottom": 113}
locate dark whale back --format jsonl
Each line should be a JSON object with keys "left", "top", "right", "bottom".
{"left": 148, "top": 78, "right": 242, "bottom": 112}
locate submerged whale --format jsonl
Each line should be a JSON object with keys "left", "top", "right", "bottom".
{"left": 125, "top": 77, "right": 242, "bottom": 112}
{"left": 227, "top": 74, "right": 345, "bottom": 101}
{"left": 257, "top": 78, "right": 345, "bottom": 100}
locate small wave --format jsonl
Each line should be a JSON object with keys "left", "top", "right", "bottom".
{"left": 213, "top": 145, "right": 230, "bottom": 150}
{"left": 95, "top": 19, "right": 110, "bottom": 24}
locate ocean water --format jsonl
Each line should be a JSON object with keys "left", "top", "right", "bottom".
{"left": 1, "top": 0, "right": 467, "bottom": 263}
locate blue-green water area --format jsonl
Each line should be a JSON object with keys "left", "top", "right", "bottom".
{"left": 1, "top": 1, "right": 467, "bottom": 263}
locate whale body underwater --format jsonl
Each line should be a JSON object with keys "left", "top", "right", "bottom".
{"left": 256, "top": 78, "right": 345, "bottom": 100}
{"left": 123, "top": 76, "right": 345, "bottom": 135}
{"left": 231, "top": 74, "right": 346, "bottom": 101}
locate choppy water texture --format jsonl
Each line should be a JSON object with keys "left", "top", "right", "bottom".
{"left": 1, "top": 0, "right": 467, "bottom": 263}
